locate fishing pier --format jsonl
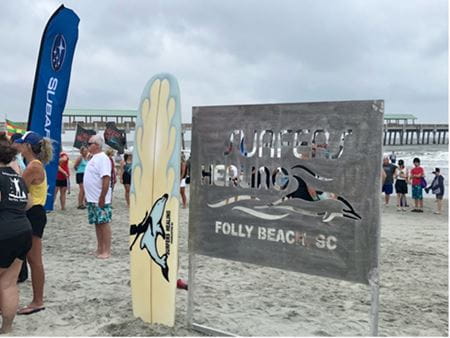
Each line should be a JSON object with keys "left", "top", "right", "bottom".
{"left": 383, "top": 114, "right": 448, "bottom": 145}
{"left": 2, "top": 111, "right": 447, "bottom": 146}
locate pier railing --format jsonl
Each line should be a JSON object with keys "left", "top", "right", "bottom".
{"left": 384, "top": 123, "right": 448, "bottom": 145}
{"left": 1, "top": 122, "right": 447, "bottom": 146}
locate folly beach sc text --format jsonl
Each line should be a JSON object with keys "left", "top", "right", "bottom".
{"left": 215, "top": 221, "right": 337, "bottom": 250}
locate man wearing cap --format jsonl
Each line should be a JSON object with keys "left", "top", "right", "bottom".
{"left": 83, "top": 135, "right": 112, "bottom": 259}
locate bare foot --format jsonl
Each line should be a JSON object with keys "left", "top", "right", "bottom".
{"left": 96, "top": 253, "right": 110, "bottom": 259}
{"left": 0, "top": 325, "right": 13, "bottom": 334}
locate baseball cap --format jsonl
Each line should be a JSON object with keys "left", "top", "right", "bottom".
{"left": 432, "top": 168, "right": 440, "bottom": 174}
{"left": 10, "top": 133, "right": 23, "bottom": 143}
{"left": 14, "top": 131, "right": 43, "bottom": 145}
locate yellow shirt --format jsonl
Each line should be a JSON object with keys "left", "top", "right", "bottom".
{"left": 28, "top": 160, "right": 47, "bottom": 206}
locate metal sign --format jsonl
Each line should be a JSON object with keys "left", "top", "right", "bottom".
{"left": 189, "top": 100, "right": 383, "bottom": 285}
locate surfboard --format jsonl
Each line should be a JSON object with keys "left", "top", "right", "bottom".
{"left": 129, "top": 73, "right": 181, "bottom": 326}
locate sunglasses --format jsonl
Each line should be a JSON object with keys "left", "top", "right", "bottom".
{"left": 87, "top": 142, "right": 97, "bottom": 146}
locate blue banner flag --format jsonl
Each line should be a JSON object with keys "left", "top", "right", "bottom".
{"left": 27, "top": 5, "right": 79, "bottom": 211}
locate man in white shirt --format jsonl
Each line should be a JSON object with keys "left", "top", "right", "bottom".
{"left": 84, "top": 134, "right": 112, "bottom": 259}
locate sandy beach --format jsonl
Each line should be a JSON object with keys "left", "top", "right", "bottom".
{"left": 6, "top": 181, "right": 448, "bottom": 336}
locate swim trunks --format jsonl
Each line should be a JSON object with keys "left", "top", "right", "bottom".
{"left": 87, "top": 202, "right": 112, "bottom": 225}
{"left": 412, "top": 185, "right": 423, "bottom": 200}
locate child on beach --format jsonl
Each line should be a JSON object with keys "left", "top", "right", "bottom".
{"left": 426, "top": 168, "right": 445, "bottom": 214}
{"left": 394, "top": 159, "right": 408, "bottom": 211}
{"left": 410, "top": 157, "right": 425, "bottom": 212}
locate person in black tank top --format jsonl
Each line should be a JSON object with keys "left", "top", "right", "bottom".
{"left": 0, "top": 136, "right": 32, "bottom": 333}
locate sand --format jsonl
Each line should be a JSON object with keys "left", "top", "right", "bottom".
{"left": 6, "top": 181, "right": 448, "bottom": 336}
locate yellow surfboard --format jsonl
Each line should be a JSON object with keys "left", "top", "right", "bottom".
{"left": 129, "top": 73, "right": 181, "bottom": 326}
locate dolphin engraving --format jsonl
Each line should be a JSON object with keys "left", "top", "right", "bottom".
{"left": 256, "top": 166, "right": 361, "bottom": 223}
{"left": 130, "top": 194, "right": 170, "bottom": 281}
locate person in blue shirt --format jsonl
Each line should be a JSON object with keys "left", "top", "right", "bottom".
{"left": 73, "top": 146, "right": 90, "bottom": 209}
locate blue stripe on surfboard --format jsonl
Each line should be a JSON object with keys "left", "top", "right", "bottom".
{"left": 131, "top": 73, "right": 181, "bottom": 200}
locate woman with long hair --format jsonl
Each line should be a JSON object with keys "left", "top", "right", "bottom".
{"left": 0, "top": 135, "right": 32, "bottom": 332}
{"left": 13, "top": 131, "right": 53, "bottom": 315}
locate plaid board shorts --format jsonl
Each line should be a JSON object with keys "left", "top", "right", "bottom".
{"left": 87, "top": 203, "right": 112, "bottom": 225}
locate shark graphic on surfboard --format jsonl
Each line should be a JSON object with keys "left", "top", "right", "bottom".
{"left": 130, "top": 194, "right": 170, "bottom": 281}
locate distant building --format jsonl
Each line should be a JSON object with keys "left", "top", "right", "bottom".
{"left": 384, "top": 114, "right": 417, "bottom": 126}
{"left": 63, "top": 108, "right": 137, "bottom": 132}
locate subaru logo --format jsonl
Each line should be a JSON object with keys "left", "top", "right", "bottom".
{"left": 51, "top": 34, "right": 66, "bottom": 71}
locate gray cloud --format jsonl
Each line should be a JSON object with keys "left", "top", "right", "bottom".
{"left": 0, "top": 0, "right": 447, "bottom": 123}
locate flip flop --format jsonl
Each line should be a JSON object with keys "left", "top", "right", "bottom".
{"left": 17, "top": 306, "right": 45, "bottom": 315}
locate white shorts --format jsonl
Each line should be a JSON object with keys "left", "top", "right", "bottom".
{"left": 180, "top": 178, "right": 186, "bottom": 188}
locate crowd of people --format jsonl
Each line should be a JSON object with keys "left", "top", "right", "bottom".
{"left": 382, "top": 151, "right": 445, "bottom": 214}
{"left": 0, "top": 130, "right": 192, "bottom": 333}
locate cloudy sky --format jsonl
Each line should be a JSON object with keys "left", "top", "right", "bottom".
{"left": 0, "top": 0, "right": 448, "bottom": 123}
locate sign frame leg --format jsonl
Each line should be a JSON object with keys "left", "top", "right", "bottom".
{"left": 186, "top": 252, "right": 196, "bottom": 329}
{"left": 187, "top": 253, "right": 236, "bottom": 337}
{"left": 188, "top": 253, "right": 380, "bottom": 336}
{"left": 369, "top": 268, "right": 380, "bottom": 336}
